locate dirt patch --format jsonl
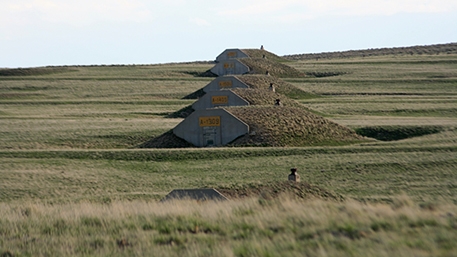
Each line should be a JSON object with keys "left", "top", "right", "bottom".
{"left": 216, "top": 181, "right": 344, "bottom": 201}
{"left": 226, "top": 106, "right": 365, "bottom": 147}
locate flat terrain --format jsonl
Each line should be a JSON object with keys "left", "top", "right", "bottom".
{"left": 1, "top": 49, "right": 457, "bottom": 256}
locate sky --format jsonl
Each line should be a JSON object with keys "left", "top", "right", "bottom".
{"left": 1, "top": 0, "right": 457, "bottom": 68}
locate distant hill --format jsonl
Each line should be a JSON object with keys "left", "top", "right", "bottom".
{"left": 284, "top": 42, "right": 457, "bottom": 60}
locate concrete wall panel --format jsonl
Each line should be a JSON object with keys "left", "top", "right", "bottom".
{"left": 192, "top": 90, "right": 249, "bottom": 110}
{"left": 210, "top": 59, "right": 250, "bottom": 76}
{"left": 215, "top": 49, "right": 249, "bottom": 62}
{"left": 173, "top": 109, "right": 249, "bottom": 147}
{"left": 203, "top": 76, "right": 249, "bottom": 93}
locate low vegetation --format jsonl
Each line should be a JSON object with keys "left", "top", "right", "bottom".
{"left": 239, "top": 58, "right": 306, "bottom": 78}
{"left": 1, "top": 196, "right": 456, "bottom": 256}
{"left": 354, "top": 125, "right": 445, "bottom": 141}
{"left": 237, "top": 75, "right": 316, "bottom": 99}
{"left": 227, "top": 106, "right": 366, "bottom": 147}
{"left": 1, "top": 44, "right": 457, "bottom": 256}
{"left": 242, "top": 49, "right": 290, "bottom": 63}
{"left": 284, "top": 42, "right": 457, "bottom": 60}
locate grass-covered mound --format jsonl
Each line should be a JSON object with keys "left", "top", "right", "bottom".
{"left": 226, "top": 106, "right": 366, "bottom": 147}
{"left": 171, "top": 86, "right": 310, "bottom": 119}
{"left": 231, "top": 88, "right": 303, "bottom": 107}
{"left": 182, "top": 88, "right": 205, "bottom": 99}
{"left": 138, "top": 130, "right": 194, "bottom": 148}
{"left": 236, "top": 75, "right": 316, "bottom": 99}
{"left": 241, "top": 49, "right": 289, "bottom": 63}
{"left": 239, "top": 58, "right": 306, "bottom": 78}
{"left": 182, "top": 75, "right": 315, "bottom": 100}
{"left": 143, "top": 105, "right": 365, "bottom": 148}
{"left": 166, "top": 105, "right": 195, "bottom": 118}
{"left": 139, "top": 97, "right": 363, "bottom": 148}
{"left": 217, "top": 181, "right": 344, "bottom": 201}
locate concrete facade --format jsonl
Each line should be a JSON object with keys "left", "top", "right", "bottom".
{"left": 210, "top": 59, "right": 250, "bottom": 76}
{"left": 192, "top": 90, "right": 249, "bottom": 110}
{"left": 173, "top": 109, "right": 249, "bottom": 147}
{"left": 203, "top": 76, "right": 249, "bottom": 93}
{"left": 215, "top": 49, "right": 249, "bottom": 62}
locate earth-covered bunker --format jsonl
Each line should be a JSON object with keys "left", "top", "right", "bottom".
{"left": 210, "top": 59, "right": 250, "bottom": 76}
{"left": 173, "top": 109, "right": 249, "bottom": 147}
{"left": 202, "top": 76, "right": 249, "bottom": 93}
{"left": 215, "top": 49, "right": 250, "bottom": 62}
{"left": 192, "top": 90, "right": 249, "bottom": 110}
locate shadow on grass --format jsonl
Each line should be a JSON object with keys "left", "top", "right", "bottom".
{"left": 355, "top": 125, "right": 445, "bottom": 141}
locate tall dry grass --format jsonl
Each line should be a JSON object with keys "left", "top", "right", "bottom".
{"left": 1, "top": 196, "right": 456, "bottom": 256}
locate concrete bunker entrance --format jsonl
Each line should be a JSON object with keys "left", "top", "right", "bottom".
{"left": 202, "top": 126, "right": 221, "bottom": 147}
{"left": 199, "top": 116, "right": 222, "bottom": 147}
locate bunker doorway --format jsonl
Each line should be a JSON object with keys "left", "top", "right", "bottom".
{"left": 202, "top": 127, "right": 221, "bottom": 147}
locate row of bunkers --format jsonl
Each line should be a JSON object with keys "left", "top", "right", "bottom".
{"left": 167, "top": 48, "right": 363, "bottom": 147}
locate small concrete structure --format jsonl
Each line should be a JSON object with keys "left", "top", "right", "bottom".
{"left": 192, "top": 90, "right": 249, "bottom": 110}
{"left": 210, "top": 59, "right": 250, "bottom": 76}
{"left": 215, "top": 49, "right": 249, "bottom": 62}
{"left": 161, "top": 188, "right": 228, "bottom": 202}
{"left": 173, "top": 109, "right": 249, "bottom": 147}
{"left": 288, "top": 168, "right": 300, "bottom": 182}
{"left": 202, "top": 76, "right": 249, "bottom": 93}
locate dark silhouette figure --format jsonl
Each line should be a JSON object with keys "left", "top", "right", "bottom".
{"left": 288, "top": 168, "right": 300, "bottom": 182}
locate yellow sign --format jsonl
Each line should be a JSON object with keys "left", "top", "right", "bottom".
{"left": 199, "top": 116, "right": 221, "bottom": 127}
{"left": 212, "top": 96, "right": 228, "bottom": 104}
{"left": 227, "top": 51, "right": 237, "bottom": 58}
{"left": 223, "top": 62, "right": 234, "bottom": 69}
{"left": 218, "top": 80, "right": 232, "bottom": 88}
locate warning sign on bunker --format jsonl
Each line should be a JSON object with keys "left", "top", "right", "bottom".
{"left": 223, "top": 63, "right": 234, "bottom": 69}
{"left": 199, "top": 116, "right": 221, "bottom": 127}
{"left": 212, "top": 96, "right": 228, "bottom": 104}
{"left": 218, "top": 80, "right": 232, "bottom": 88}
{"left": 227, "top": 51, "right": 237, "bottom": 58}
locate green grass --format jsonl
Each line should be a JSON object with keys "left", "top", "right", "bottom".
{"left": 1, "top": 53, "right": 457, "bottom": 256}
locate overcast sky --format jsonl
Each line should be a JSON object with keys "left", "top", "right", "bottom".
{"left": 1, "top": 0, "right": 456, "bottom": 68}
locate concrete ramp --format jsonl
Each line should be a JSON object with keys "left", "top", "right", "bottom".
{"left": 161, "top": 188, "right": 229, "bottom": 202}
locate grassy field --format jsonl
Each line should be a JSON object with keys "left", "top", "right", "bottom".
{"left": 1, "top": 51, "right": 457, "bottom": 256}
